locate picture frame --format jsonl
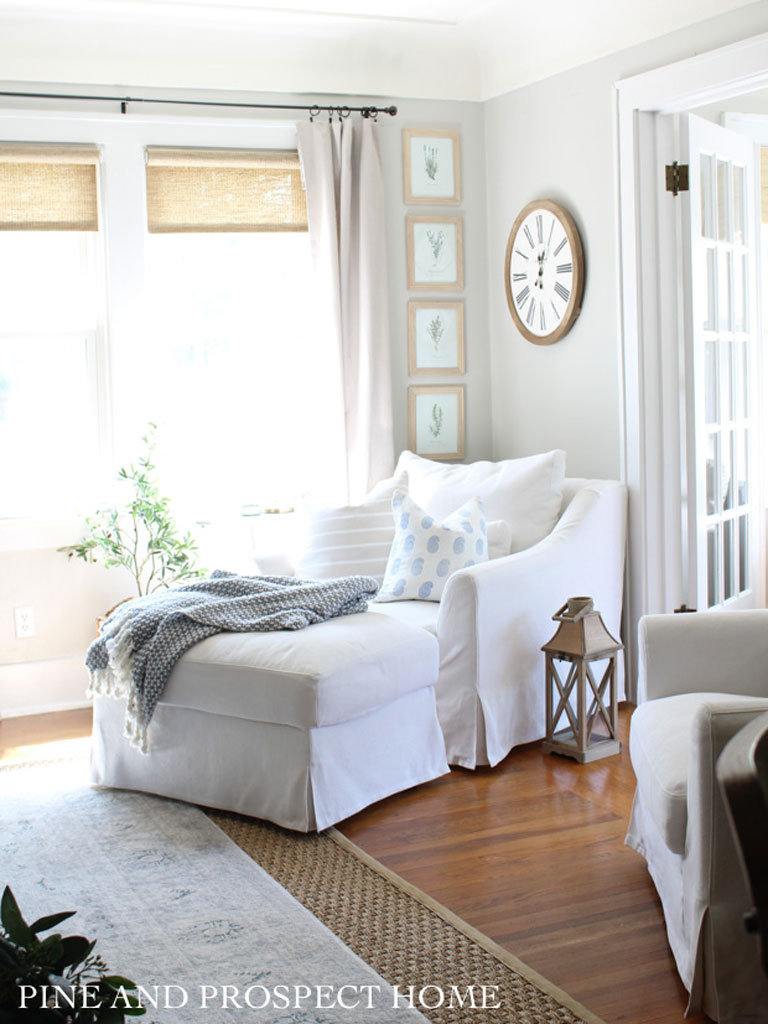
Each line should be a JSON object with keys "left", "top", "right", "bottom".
{"left": 406, "top": 215, "right": 464, "bottom": 291}
{"left": 408, "top": 300, "right": 465, "bottom": 376}
{"left": 403, "top": 128, "right": 461, "bottom": 205}
{"left": 408, "top": 385, "right": 465, "bottom": 461}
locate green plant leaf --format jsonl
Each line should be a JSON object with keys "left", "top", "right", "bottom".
{"left": 1, "top": 886, "right": 32, "bottom": 947}
{"left": 36, "top": 932, "right": 64, "bottom": 964}
{"left": 103, "top": 976, "right": 137, "bottom": 990}
{"left": 53, "top": 934, "right": 93, "bottom": 970}
{"left": 29, "top": 910, "right": 76, "bottom": 935}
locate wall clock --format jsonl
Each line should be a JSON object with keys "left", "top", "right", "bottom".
{"left": 504, "top": 199, "right": 584, "bottom": 345}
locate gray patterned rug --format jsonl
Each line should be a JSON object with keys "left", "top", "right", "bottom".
{"left": 0, "top": 759, "right": 427, "bottom": 1024}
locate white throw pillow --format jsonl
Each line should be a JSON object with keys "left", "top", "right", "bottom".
{"left": 295, "top": 473, "right": 406, "bottom": 584}
{"left": 487, "top": 519, "right": 513, "bottom": 559}
{"left": 375, "top": 490, "right": 489, "bottom": 603}
{"left": 395, "top": 449, "right": 566, "bottom": 554}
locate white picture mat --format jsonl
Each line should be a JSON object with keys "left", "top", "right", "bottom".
{"left": 409, "top": 135, "right": 455, "bottom": 199}
{"left": 414, "top": 392, "right": 460, "bottom": 455}
{"left": 412, "top": 222, "right": 458, "bottom": 283}
{"left": 414, "top": 307, "right": 459, "bottom": 368}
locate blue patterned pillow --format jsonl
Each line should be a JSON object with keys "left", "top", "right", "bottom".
{"left": 374, "top": 489, "right": 489, "bottom": 603}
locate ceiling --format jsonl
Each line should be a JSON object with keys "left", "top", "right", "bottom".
{"left": 0, "top": 0, "right": 760, "bottom": 100}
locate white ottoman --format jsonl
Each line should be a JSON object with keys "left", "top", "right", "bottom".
{"left": 91, "top": 611, "right": 448, "bottom": 831}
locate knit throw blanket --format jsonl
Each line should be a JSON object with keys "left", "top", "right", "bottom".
{"left": 86, "top": 571, "right": 378, "bottom": 753}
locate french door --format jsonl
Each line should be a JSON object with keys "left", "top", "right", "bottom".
{"left": 675, "top": 114, "right": 763, "bottom": 610}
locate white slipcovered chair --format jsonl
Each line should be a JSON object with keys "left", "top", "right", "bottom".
{"left": 298, "top": 449, "right": 628, "bottom": 768}
{"left": 626, "top": 611, "right": 768, "bottom": 1022}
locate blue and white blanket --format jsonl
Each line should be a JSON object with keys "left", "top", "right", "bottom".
{"left": 86, "top": 571, "right": 377, "bottom": 752}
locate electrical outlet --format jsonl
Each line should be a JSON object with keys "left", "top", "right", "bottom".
{"left": 14, "top": 606, "right": 34, "bottom": 639}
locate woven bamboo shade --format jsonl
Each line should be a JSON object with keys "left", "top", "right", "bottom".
{"left": 145, "top": 147, "right": 308, "bottom": 233}
{"left": 0, "top": 144, "right": 100, "bottom": 231}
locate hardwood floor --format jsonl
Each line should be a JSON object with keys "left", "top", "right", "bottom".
{"left": 338, "top": 706, "right": 706, "bottom": 1024}
{"left": 0, "top": 704, "right": 706, "bottom": 1024}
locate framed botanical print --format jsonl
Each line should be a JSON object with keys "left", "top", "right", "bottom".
{"left": 408, "top": 300, "right": 465, "bottom": 376}
{"left": 408, "top": 385, "right": 465, "bottom": 461}
{"left": 406, "top": 215, "right": 464, "bottom": 291}
{"left": 403, "top": 128, "right": 461, "bottom": 204}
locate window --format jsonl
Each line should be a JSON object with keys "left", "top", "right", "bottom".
{"left": 0, "top": 145, "right": 103, "bottom": 518}
{"left": 0, "top": 125, "right": 343, "bottom": 523}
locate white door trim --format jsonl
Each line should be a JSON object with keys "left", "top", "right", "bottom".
{"left": 615, "top": 31, "right": 768, "bottom": 696}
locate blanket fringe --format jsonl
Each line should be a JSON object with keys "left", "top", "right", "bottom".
{"left": 87, "top": 622, "right": 149, "bottom": 754}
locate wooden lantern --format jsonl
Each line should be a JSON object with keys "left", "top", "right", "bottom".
{"left": 542, "top": 596, "right": 623, "bottom": 763}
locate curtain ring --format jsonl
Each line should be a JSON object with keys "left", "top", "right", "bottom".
{"left": 308, "top": 104, "right": 320, "bottom": 123}
{"left": 339, "top": 106, "right": 351, "bottom": 120}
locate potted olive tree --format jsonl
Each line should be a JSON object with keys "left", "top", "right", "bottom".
{"left": 61, "top": 424, "right": 203, "bottom": 600}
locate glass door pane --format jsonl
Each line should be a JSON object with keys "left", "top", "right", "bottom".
{"left": 688, "top": 115, "right": 759, "bottom": 611}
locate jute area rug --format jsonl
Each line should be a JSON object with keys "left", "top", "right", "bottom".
{"left": 209, "top": 814, "right": 606, "bottom": 1024}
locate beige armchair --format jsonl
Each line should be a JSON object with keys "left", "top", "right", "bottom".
{"left": 626, "top": 611, "right": 768, "bottom": 1022}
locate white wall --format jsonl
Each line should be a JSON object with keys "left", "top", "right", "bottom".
{"left": 0, "top": 86, "right": 489, "bottom": 716}
{"left": 484, "top": 1, "right": 768, "bottom": 480}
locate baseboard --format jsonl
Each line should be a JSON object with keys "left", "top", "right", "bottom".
{"left": 0, "top": 656, "right": 90, "bottom": 718}
{"left": 0, "top": 699, "right": 92, "bottom": 720}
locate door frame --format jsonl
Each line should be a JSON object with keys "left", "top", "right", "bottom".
{"left": 616, "top": 31, "right": 768, "bottom": 695}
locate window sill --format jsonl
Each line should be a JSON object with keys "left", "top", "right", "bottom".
{"left": 0, "top": 517, "right": 86, "bottom": 552}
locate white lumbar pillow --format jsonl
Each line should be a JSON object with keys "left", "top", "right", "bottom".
{"left": 394, "top": 449, "right": 566, "bottom": 554}
{"left": 375, "top": 490, "right": 489, "bottom": 603}
{"left": 296, "top": 472, "right": 406, "bottom": 585}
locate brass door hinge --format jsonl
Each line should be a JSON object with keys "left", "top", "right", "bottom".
{"left": 665, "top": 162, "right": 690, "bottom": 196}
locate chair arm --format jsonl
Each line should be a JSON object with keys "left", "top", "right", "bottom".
{"left": 638, "top": 611, "right": 768, "bottom": 703}
{"left": 682, "top": 698, "right": 768, "bottom": 1019}
{"left": 435, "top": 481, "right": 626, "bottom": 765}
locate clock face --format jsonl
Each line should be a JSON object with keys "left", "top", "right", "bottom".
{"left": 504, "top": 200, "right": 584, "bottom": 345}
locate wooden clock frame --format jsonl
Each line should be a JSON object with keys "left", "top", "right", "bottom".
{"left": 504, "top": 199, "right": 585, "bottom": 346}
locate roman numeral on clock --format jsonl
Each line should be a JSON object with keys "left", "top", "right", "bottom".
{"left": 556, "top": 263, "right": 572, "bottom": 274}
{"left": 536, "top": 214, "right": 543, "bottom": 244}
{"left": 523, "top": 225, "right": 535, "bottom": 248}
{"left": 512, "top": 272, "right": 527, "bottom": 282}
{"left": 516, "top": 285, "right": 530, "bottom": 307}
{"left": 515, "top": 249, "right": 529, "bottom": 261}
{"left": 540, "top": 304, "right": 546, "bottom": 332}
{"left": 553, "top": 237, "right": 567, "bottom": 257}
{"left": 526, "top": 296, "right": 536, "bottom": 326}
{"left": 551, "top": 301, "right": 561, "bottom": 322}
{"left": 554, "top": 281, "right": 570, "bottom": 302}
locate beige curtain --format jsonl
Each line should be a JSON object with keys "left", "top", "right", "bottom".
{"left": 297, "top": 120, "right": 394, "bottom": 503}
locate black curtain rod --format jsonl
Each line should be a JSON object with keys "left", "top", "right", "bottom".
{"left": 0, "top": 89, "right": 397, "bottom": 119}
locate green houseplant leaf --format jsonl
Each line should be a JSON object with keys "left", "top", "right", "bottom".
{"left": 1, "top": 886, "right": 32, "bottom": 947}
{"left": 0, "top": 887, "right": 145, "bottom": 1021}
{"left": 29, "top": 911, "right": 76, "bottom": 935}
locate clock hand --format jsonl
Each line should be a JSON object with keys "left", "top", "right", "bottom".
{"left": 545, "top": 219, "right": 555, "bottom": 260}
